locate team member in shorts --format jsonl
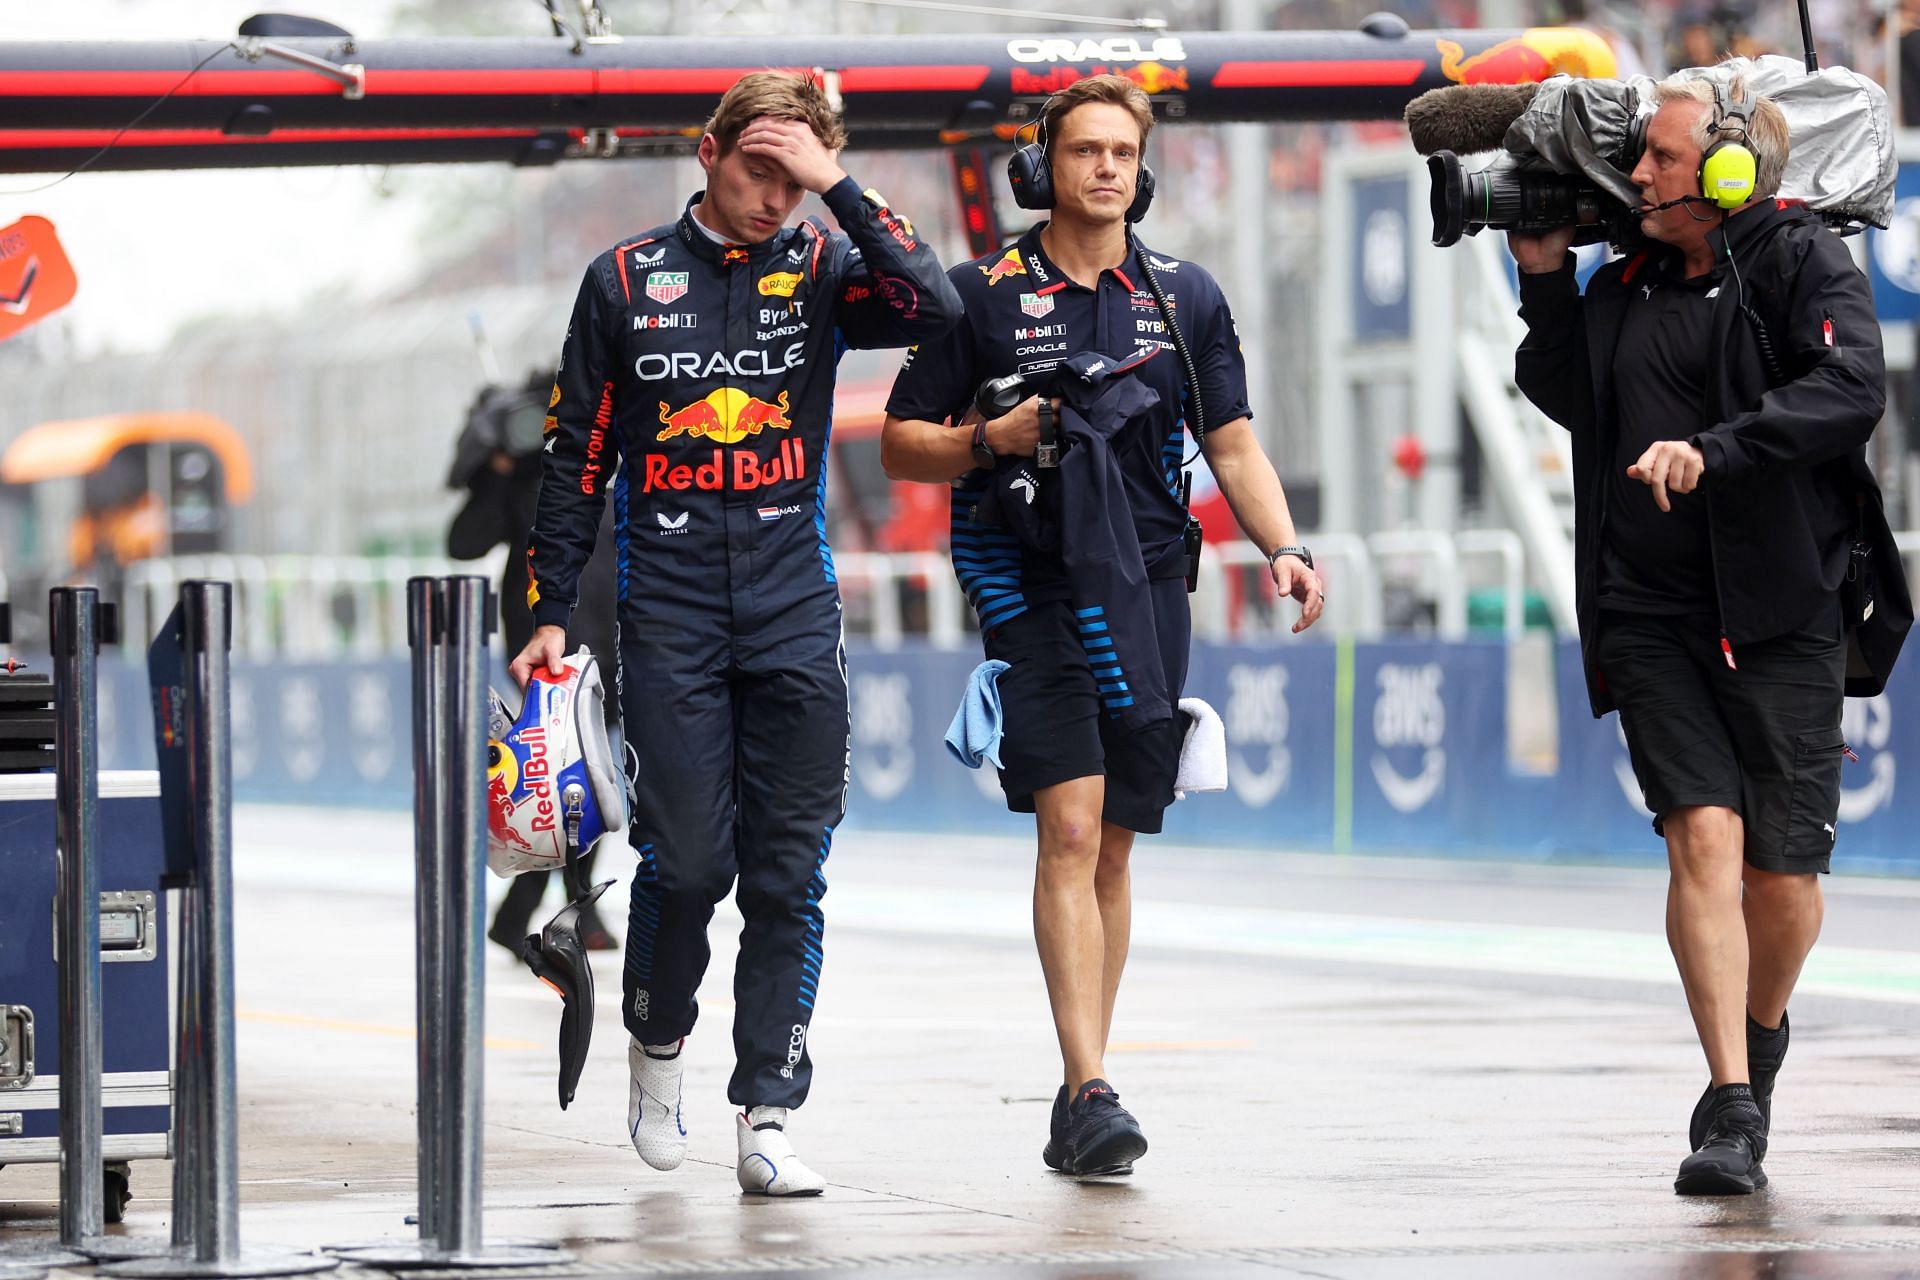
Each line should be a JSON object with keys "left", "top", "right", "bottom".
{"left": 882, "top": 74, "right": 1321, "bottom": 1175}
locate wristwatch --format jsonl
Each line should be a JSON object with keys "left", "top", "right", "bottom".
{"left": 1268, "top": 544, "right": 1313, "bottom": 571}
{"left": 970, "top": 417, "right": 995, "bottom": 471}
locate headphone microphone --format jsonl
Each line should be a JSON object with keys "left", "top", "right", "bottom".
{"left": 1640, "top": 194, "right": 1713, "bottom": 214}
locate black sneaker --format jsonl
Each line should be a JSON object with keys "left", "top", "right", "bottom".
{"left": 1063, "top": 1079, "right": 1148, "bottom": 1176}
{"left": 1689, "top": 1012, "right": 1790, "bottom": 1149}
{"left": 1676, "top": 1085, "right": 1768, "bottom": 1196}
{"left": 1041, "top": 1084, "right": 1069, "bottom": 1171}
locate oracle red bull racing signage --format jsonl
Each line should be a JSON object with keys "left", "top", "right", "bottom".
{"left": 1007, "top": 36, "right": 1187, "bottom": 63}
{"left": 1435, "top": 29, "right": 1615, "bottom": 83}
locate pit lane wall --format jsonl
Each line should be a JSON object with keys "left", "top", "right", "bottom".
{"left": 82, "top": 638, "right": 1914, "bottom": 874}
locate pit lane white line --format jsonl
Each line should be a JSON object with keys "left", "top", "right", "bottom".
{"left": 234, "top": 809, "right": 1920, "bottom": 1006}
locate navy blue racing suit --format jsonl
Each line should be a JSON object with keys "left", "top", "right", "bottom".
{"left": 529, "top": 180, "right": 960, "bottom": 1108}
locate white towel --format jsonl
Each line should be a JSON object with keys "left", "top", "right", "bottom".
{"left": 1173, "top": 696, "right": 1227, "bottom": 800}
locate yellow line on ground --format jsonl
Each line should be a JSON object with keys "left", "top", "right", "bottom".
{"left": 237, "top": 1008, "right": 539, "bottom": 1052}
{"left": 1107, "top": 1039, "right": 1251, "bottom": 1053}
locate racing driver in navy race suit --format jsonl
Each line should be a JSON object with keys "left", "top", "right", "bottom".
{"left": 510, "top": 72, "right": 960, "bottom": 1197}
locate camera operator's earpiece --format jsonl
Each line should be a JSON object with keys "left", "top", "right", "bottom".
{"left": 1006, "top": 97, "right": 1156, "bottom": 223}
{"left": 1698, "top": 78, "right": 1758, "bottom": 211}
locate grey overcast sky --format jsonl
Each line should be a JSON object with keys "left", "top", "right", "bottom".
{"left": 4, "top": 2, "right": 444, "bottom": 355}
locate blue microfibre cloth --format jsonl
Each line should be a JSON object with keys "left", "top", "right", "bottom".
{"left": 944, "top": 660, "right": 1011, "bottom": 769}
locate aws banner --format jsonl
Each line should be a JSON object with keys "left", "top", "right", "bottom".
{"left": 86, "top": 638, "right": 1920, "bottom": 874}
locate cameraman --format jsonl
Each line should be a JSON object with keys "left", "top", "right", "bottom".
{"left": 881, "top": 75, "right": 1321, "bottom": 1177}
{"left": 1511, "top": 68, "right": 1908, "bottom": 1196}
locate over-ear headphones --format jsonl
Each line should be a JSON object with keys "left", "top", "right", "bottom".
{"left": 1006, "top": 97, "right": 1156, "bottom": 223}
{"left": 1698, "top": 78, "right": 1758, "bottom": 211}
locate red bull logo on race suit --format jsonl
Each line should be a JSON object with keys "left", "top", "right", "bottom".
{"left": 648, "top": 388, "right": 804, "bottom": 493}
{"left": 656, "top": 388, "right": 793, "bottom": 443}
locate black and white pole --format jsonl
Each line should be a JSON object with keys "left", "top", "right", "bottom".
{"left": 328, "top": 578, "right": 565, "bottom": 1269}
{"left": 102, "top": 583, "right": 336, "bottom": 1278}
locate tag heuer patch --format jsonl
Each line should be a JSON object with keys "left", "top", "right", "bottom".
{"left": 645, "top": 271, "right": 689, "bottom": 305}
{"left": 1020, "top": 292, "right": 1054, "bottom": 319}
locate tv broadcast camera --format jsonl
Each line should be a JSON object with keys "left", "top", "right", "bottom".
{"left": 1407, "top": 52, "right": 1894, "bottom": 251}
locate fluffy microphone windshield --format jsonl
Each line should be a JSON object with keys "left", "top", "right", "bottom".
{"left": 1405, "top": 83, "right": 1540, "bottom": 156}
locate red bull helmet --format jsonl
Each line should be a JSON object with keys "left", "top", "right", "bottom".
{"left": 486, "top": 647, "right": 625, "bottom": 878}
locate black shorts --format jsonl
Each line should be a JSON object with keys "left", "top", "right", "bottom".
{"left": 984, "top": 576, "right": 1191, "bottom": 835}
{"left": 1595, "top": 603, "right": 1847, "bottom": 874}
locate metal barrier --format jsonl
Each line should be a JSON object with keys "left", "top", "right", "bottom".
{"left": 117, "top": 536, "right": 1534, "bottom": 657}
{"left": 127, "top": 524, "right": 1920, "bottom": 657}
{"left": 99, "top": 585, "right": 336, "bottom": 1276}
{"left": 121, "top": 554, "right": 497, "bottom": 664}
{"left": 326, "top": 577, "right": 565, "bottom": 1270}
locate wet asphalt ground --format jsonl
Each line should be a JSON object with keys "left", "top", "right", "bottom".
{"left": 5, "top": 806, "right": 1920, "bottom": 1277}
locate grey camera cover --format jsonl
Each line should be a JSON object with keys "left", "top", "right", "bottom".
{"left": 1498, "top": 55, "right": 1893, "bottom": 231}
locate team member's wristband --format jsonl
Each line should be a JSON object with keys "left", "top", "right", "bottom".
{"left": 971, "top": 418, "right": 995, "bottom": 471}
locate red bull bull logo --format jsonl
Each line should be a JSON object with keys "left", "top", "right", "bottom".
{"left": 1125, "top": 62, "right": 1189, "bottom": 95}
{"left": 1436, "top": 28, "right": 1616, "bottom": 85}
{"left": 656, "top": 388, "right": 793, "bottom": 443}
{"left": 980, "top": 247, "right": 1027, "bottom": 286}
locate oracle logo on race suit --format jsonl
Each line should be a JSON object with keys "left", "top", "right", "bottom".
{"left": 1839, "top": 693, "right": 1896, "bottom": 822}
{"left": 635, "top": 343, "right": 805, "bottom": 383}
{"left": 1225, "top": 663, "right": 1291, "bottom": 808}
{"left": 1371, "top": 663, "right": 1447, "bottom": 814}
{"left": 851, "top": 672, "right": 915, "bottom": 801}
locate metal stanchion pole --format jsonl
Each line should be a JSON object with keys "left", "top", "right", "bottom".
{"left": 188, "top": 581, "right": 239, "bottom": 1261}
{"left": 55, "top": 587, "right": 103, "bottom": 1245}
{"left": 438, "top": 577, "right": 489, "bottom": 1256}
{"left": 171, "top": 878, "right": 204, "bottom": 1252}
{"left": 327, "top": 578, "right": 563, "bottom": 1270}
{"left": 0, "top": 591, "right": 97, "bottom": 1269}
{"left": 411, "top": 578, "right": 446, "bottom": 1248}
{"left": 102, "top": 583, "right": 336, "bottom": 1279}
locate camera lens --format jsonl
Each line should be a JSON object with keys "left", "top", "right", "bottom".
{"left": 1427, "top": 152, "right": 1468, "bottom": 247}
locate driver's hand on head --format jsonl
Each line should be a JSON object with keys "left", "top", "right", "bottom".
{"left": 508, "top": 624, "right": 568, "bottom": 690}
{"left": 735, "top": 117, "right": 847, "bottom": 194}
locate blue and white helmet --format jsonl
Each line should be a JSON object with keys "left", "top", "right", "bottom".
{"left": 486, "top": 647, "right": 624, "bottom": 878}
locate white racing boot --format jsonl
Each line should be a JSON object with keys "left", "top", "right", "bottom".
{"left": 627, "top": 1037, "right": 687, "bottom": 1171}
{"left": 735, "top": 1106, "right": 826, "bottom": 1196}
